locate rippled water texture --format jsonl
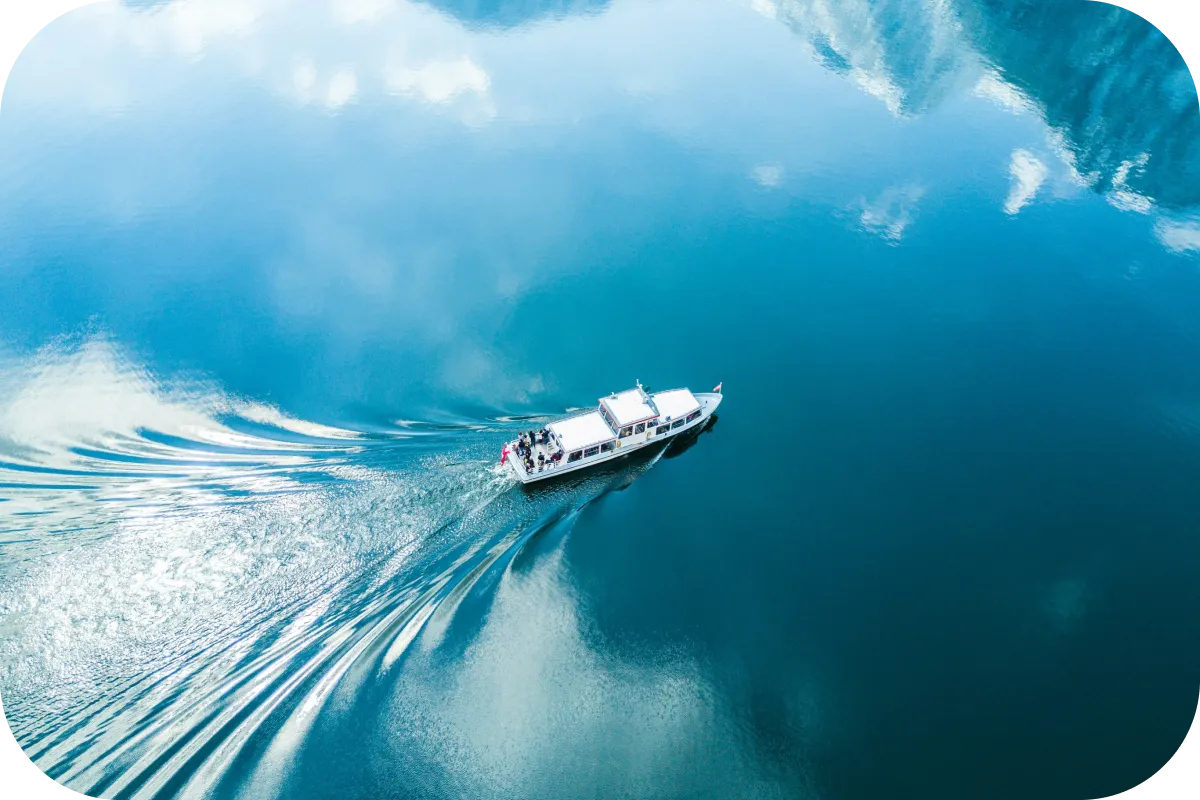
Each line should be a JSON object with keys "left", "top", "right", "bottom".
{"left": 2, "top": 1, "right": 1200, "bottom": 799}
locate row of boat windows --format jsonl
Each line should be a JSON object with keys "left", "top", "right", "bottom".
{"left": 567, "top": 409, "right": 703, "bottom": 463}
{"left": 568, "top": 440, "right": 615, "bottom": 463}
{"left": 617, "top": 409, "right": 703, "bottom": 439}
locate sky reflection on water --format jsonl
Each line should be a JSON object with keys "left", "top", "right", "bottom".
{"left": 3, "top": 2, "right": 1197, "bottom": 411}
{"left": 1, "top": 1, "right": 1199, "bottom": 799}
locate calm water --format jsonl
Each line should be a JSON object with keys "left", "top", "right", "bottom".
{"left": 2, "top": 1, "right": 1199, "bottom": 798}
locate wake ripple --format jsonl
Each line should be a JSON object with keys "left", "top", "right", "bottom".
{"left": 0, "top": 338, "right": 678, "bottom": 800}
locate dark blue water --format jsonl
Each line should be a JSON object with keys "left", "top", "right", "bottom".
{"left": 2, "top": 1, "right": 1199, "bottom": 798}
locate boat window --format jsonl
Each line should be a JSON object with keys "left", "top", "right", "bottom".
{"left": 686, "top": 410, "right": 701, "bottom": 422}
{"left": 634, "top": 423, "right": 646, "bottom": 434}
{"left": 569, "top": 450, "right": 583, "bottom": 462}
{"left": 656, "top": 424, "right": 670, "bottom": 435}
{"left": 671, "top": 418, "right": 685, "bottom": 429}
{"left": 584, "top": 446, "right": 600, "bottom": 458}
{"left": 619, "top": 426, "right": 633, "bottom": 438}
{"left": 600, "top": 441, "right": 615, "bottom": 453}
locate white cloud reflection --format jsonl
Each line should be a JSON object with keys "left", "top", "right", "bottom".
{"left": 1004, "top": 148, "right": 1047, "bottom": 215}
{"left": 26, "top": 0, "right": 494, "bottom": 119}
{"left": 1154, "top": 216, "right": 1200, "bottom": 253}
{"left": 325, "top": 65, "right": 358, "bottom": 107}
{"left": 392, "top": 545, "right": 807, "bottom": 799}
{"left": 749, "top": 0, "right": 778, "bottom": 19}
{"left": 973, "top": 70, "right": 1035, "bottom": 116}
{"left": 772, "top": 0, "right": 970, "bottom": 118}
{"left": 751, "top": 162, "right": 785, "bottom": 188}
{"left": 5, "top": 0, "right": 1195, "bottom": 261}
{"left": 1107, "top": 154, "right": 1154, "bottom": 215}
{"left": 384, "top": 55, "right": 492, "bottom": 116}
{"left": 859, "top": 183, "right": 924, "bottom": 243}
{"left": 332, "top": 0, "right": 396, "bottom": 25}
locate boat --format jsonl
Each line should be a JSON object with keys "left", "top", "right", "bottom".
{"left": 502, "top": 381, "right": 722, "bottom": 484}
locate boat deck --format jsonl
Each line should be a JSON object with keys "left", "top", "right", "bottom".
{"left": 508, "top": 438, "right": 565, "bottom": 479}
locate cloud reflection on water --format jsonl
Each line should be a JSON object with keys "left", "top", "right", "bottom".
{"left": 385, "top": 545, "right": 809, "bottom": 800}
{"left": 1, "top": 2, "right": 1199, "bottom": 798}
{"left": 3, "top": 0, "right": 1193, "bottom": 325}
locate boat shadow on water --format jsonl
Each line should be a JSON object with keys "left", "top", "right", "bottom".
{"left": 662, "top": 412, "right": 718, "bottom": 459}
{"left": 518, "top": 413, "right": 720, "bottom": 495}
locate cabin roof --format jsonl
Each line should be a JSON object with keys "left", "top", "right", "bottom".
{"left": 600, "top": 388, "right": 656, "bottom": 427}
{"left": 549, "top": 411, "right": 614, "bottom": 452}
{"left": 651, "top": 388, "right": 700, "bottom": 421}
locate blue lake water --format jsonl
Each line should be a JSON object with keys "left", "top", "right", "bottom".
{"left": 1, "top": 1, "right": 1199, "bottom": 798}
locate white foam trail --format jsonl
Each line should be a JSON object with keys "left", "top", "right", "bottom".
{"left": 0, "top": 337, "right": 357, "bottom": 472}
{"left": 236, "top": 403, "right": 361, "bottom": 440}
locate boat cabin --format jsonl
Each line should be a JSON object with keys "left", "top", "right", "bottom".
{"left": 600, "top": 387, "right": 658, "bottom": 440}
{"left": 546, "top": 384, "right": 702, "bottom": 466}
{"left": 549, "top": 411, "right": 616, "bottom": 463}
{"left": 649, "top": 388, "right": 703, "bottom": 434}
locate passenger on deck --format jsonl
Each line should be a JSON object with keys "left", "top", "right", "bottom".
{"left": 537, "top": 453, "right": 545, "bottom": 471}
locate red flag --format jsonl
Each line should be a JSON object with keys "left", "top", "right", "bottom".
{"left": 500, "top": 444, "right": 508, "bottom": 465}
{"left": 713, "top": 382, "right": 723, "bottom": 393}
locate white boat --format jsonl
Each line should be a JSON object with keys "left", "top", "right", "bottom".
{"left": 502, "top": 381, "right": 723, "bottom": 484}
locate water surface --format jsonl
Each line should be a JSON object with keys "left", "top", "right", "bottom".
{"left": 2, "top": 1, "right": 1200, "bottom": 798}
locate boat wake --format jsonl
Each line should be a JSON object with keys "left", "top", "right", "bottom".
{"left": 0, "top": 338, "right": 723, "bottom": 800}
